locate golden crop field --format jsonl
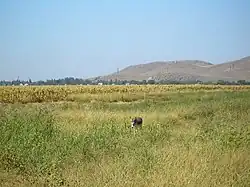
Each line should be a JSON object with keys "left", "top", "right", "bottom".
{"left": 1, "top": 84, "right": 250, "bottom": 186}
{"left": 1, "top": 84, "right": 250, "bottom": 104}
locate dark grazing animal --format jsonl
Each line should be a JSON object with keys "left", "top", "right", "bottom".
{"left": 131, "top": 117, "right": 143, "bottom": 128}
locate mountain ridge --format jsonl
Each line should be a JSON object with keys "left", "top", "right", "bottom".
{"left": 95, "top": 56, "right": 250, "bottom": 82}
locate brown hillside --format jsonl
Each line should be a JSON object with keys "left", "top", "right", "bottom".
{"left": 206, "top": 57, "right": 250, "bottom": 81}
{"left": 98, "top": 57, "right": 250, "bottom": 82}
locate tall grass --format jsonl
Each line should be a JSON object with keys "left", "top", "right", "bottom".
{"left": 0, "top": 90, "right": 250, "bottom": 186}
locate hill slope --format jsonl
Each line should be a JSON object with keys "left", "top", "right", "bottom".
{"left": 98, "top": 56, "right": 250, "bottom": 82}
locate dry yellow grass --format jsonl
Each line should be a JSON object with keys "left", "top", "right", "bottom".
{"left": 1, "top": 84, "right": 250, "bottom": 104}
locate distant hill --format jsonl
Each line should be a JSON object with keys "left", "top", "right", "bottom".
{"left": 96, "top": 56, "right": 250, "bottom": 82}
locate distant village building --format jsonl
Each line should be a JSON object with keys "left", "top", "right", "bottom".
{"left": 147, "top": 76, "right": 155, "bottom": 84}
{"left": 147, "top": 77, "right": 153, "bottom": 81}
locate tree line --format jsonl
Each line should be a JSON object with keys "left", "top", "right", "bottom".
{"left": 0, "top": 77, "right": 250, "bottom": 86}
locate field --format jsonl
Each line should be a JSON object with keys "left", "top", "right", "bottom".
{"left": 0, "top": 85, "right": 250, "bottom": 186}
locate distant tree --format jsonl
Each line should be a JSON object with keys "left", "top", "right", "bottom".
{"left": 141, "top": 80, "right": 147, "bottom": 85}
{"left": 216, "top": 80, "right": 226, "bottom": 85}
{"left": 237, "top": 80, "right": 246, "bottom": 85}
{"left": 147, "top": 79, "right": 155, "bottom": 84}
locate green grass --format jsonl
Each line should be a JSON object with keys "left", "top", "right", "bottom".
{"left": 1, "top": 90, "right": 250, "bottom": 186}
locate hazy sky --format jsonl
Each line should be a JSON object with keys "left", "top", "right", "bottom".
{"left": 1, "top": 0, "right": 250, "bottom": 81}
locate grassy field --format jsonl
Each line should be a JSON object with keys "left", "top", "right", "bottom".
{"left": 0, "top": 85, "right": 250, "bottom": 186}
